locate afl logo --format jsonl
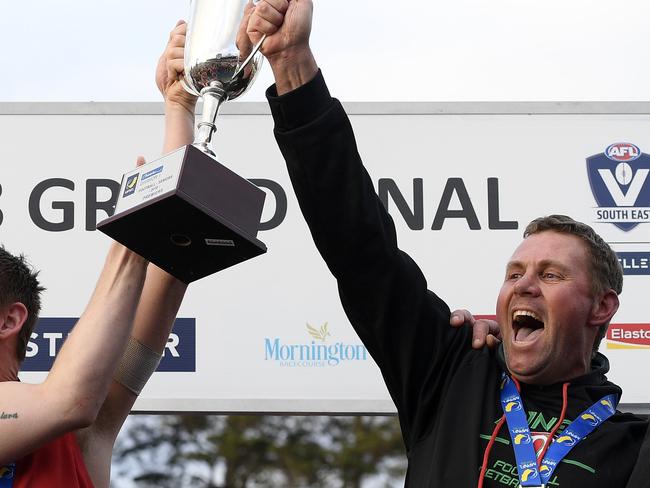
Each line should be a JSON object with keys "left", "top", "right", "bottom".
{"left": 605, "top": 143, "right": 641, "bottom": 162}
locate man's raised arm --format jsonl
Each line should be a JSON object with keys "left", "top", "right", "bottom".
{"left": 247, "top": 0, "right": 476, "bottom": 449}
{"left": 0, "top": 243, "right": 147, "bottom": 465}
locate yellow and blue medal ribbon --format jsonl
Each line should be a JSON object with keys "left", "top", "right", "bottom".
{"left": 500, "top": 375, "right": 543, "bottom": 486}
{"left": 537, "top": 394, "right": 618, "bottom": 482}
{"left": 500, "top": 373, "right": 618, "bottom": 487}
{"left": 0, "top": 463, "right": 15, "bottom": 487}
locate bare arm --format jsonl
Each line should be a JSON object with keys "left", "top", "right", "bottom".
{"left": 75, "top": 21, "right": 196, "bottom": 487}
{"left": 77, "top": 265, "right": 187, "bottom": 487}
{"left": 0, "top": 243, "right": 147, "bottom": 465}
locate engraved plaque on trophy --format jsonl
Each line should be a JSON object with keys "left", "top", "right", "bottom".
{"left": 97, "top": 0, "right": 267, "bottom": 283}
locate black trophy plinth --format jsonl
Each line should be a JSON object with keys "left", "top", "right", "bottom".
{"left": 97, "top": 145, "right": 267, "bottom": 283}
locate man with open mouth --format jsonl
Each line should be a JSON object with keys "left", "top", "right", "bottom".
{"left": 247, "top": 1, "right": 650, "bottom": 486}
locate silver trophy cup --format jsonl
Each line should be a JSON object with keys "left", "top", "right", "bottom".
{"left": 97, "top": 0, "right": 267, "bottom": 283}
{"left": 184, "top": 0, "right": 265, "bottom": 155}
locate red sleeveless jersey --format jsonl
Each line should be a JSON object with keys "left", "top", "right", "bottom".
{"left": 14, "top": 432, "right": 94, "bottom": 487}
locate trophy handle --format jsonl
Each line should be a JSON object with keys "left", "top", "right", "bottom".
{"left": 231, "top": 34, "right": 267, "bottom": 81}
{"left": 230, "top": 0, "right": 266, "bottom": 80}
{"left": 181, "top": 77, "right": 198, "bottom": 97}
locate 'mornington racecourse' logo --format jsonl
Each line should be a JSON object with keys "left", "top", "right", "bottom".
{"left": 587, "top": 143, "right": 650, "bottom": 231}
{"left": 264, "top": 323, "right": 368, "bottom": 367}
{"left": 607, "top": 323, "right": 650, "bottom": 349}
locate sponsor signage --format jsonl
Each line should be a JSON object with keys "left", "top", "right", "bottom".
{"left": 142, "top": 165, "right": 164, "bottom": 181}
{"left": 3, "top": 104, "right": 650, "bottom": 411}
{"left": 587, "top": 142, "right": 650, "bottom": 231}
{"left": 114, "top": 148, "right": 185, "bottom": 214}
{"left": 22, "top": 317, "right": 196, "bottom": 372}
{"left": 617, "top": 252, "right": 650, "bottom": 275}
{"left": 264, "top": 323, "right": 369, "bottom": 368}
{"left": 607, "top": 324, "right": 650, "bottom": 349}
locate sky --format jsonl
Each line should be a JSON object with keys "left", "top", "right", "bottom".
{"left": 3, "top": 0, "right": 650, "bottom": 103}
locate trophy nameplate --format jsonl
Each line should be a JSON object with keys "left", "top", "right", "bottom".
{"left": 97, "top": 146, "right": 266, "bottom": 283}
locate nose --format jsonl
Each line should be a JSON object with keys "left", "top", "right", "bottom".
{"left": 513, "top": 271, "right": 541, "bottom": 296}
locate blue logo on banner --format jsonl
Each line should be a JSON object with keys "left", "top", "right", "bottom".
{"left": 617, "top": 252, "right": 650, "bottom": 275}
{"left": 21, "top": 317, "right": 196, "bottom": 372}
{"left": 123, "top": 173, "right": 139, "bottom": 197}
{"left": 264, "top": 323, "right": 369, "bottom": 368}
{"left": 142, "top": 165, "right": 164, "bottom": 181}
{"left": 587, "top": 143, "right": 650, "bottom": 231}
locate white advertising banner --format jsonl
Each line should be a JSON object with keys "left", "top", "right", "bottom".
{"left": 0, "top": 102, "right": 648, "bottom": 413}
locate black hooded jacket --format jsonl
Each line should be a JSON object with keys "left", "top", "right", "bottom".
{"left": 267, "top": 71, "right": 649, "bottom": 487}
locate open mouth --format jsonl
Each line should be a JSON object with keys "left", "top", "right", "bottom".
{"left": 512, "top": 310, "right": 544, "bottom": 343}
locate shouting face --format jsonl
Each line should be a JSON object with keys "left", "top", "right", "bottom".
{"left": 496, "top": 230, "right": 614, "bottom": 385}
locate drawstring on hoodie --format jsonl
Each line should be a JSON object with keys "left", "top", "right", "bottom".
{"left": 536, "top": 381, "right": 569, "bottom": 464}
{"left": 477, "top": 379, "right": 571, "bottom": 488}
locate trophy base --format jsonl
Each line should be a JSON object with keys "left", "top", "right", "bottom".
{"left": 97, "top": 145, "right": 267, "bottom": 283}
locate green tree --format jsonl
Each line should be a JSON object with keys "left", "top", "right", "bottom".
{"left": 113, "top": 415, "right": 406, "bottom": 487}
{"left": 324, "top": 417, "right": 405, "bottom": 488}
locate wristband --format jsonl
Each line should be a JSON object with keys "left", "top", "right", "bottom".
{"left": 113, "top": 337, "right": 162, "bottom": 395}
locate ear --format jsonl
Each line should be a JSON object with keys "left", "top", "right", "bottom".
{"left": 0, "top": 302, "right": 29, "bottom": 339}
{"left": 588, "top": 290, "right": 619, "bottom": 328}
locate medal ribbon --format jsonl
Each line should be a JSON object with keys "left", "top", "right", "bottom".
{"left": 499, "top": 373, "right": 618, "bottom": 487}
{"left": 0, "top": 463, "right": 15, "bottom": 488}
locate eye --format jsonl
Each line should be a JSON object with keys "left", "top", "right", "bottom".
{"left": 541, "top": 272, "right": 561, "bottom": 280}
{"left": 507, "top": 272, "right": 523, "bottom": 280}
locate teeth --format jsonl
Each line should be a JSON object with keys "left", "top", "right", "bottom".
{"left": 512, "top": 310, "right": 542, "bottom": 322}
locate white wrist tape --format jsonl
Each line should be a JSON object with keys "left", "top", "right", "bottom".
{"left": 113, "top": 337, "right": 162, "bottom": 396}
